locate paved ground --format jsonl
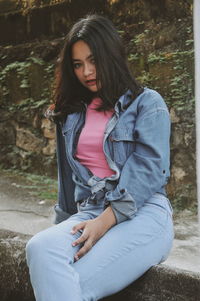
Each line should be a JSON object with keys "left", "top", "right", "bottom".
{"left": 0, "top": 169, "right": 200, "bottom": 273}
{"left": 0, "top": 169, "right": 55, "bottom": 235}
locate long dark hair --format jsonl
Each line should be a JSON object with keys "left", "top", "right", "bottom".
{"left": 53, "top": 14, "right": 143, "bottom": 120}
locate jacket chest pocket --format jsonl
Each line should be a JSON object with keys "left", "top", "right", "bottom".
{"left": 109, "top": 127, "right": 136, "bottom": 167}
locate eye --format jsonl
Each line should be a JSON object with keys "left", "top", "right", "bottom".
{"left": 90, "top": 57, "right": 95, "bottom": 64}
{"left": 73, "top": 62, "right": 81, "bottom": 69}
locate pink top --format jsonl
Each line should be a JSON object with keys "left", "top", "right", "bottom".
{"left": 76, "top": 98, "right": 115, "bottom": 178}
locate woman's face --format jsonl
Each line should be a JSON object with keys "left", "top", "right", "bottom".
{"left": 71, "top": 40, "right": 98, "bottom": 92}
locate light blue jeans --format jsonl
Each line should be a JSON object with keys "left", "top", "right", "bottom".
{"left": 26, "top": 194, "right": 174, "bottom": 301}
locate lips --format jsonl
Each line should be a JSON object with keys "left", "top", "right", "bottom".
{"left": 85, "top": 79, "right": 97, "bottom": 86}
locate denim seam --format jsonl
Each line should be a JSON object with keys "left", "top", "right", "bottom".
{"left": 138, "top": 107, "right": 169, "bottom": 123}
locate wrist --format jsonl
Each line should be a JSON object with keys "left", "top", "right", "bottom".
{"left": 96, "top": 206, "right": 116, "bottom": 231}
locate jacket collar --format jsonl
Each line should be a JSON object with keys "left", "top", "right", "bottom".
{"left": 115, "top": 89, "right": 133, "bottom": 113}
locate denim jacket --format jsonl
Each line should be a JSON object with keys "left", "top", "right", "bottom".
{"left": 54, "top": 87, "right": 171, "bottom": 224}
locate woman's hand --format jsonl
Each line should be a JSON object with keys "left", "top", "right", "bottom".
{"left": 71, "top": 218, "right": 106, "bottom": 261}
{"left": 71, "top": 206, "right": 116, "bottom": 261}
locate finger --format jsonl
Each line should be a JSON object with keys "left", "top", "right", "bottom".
{"left": 72, "top": 232, "right": 89, "bottom": 247}
{"left": 75, "top": 239, "right": 94, "bottom": 259}
{"left": 70, "top": 222, "right": 86, "bottom": 235}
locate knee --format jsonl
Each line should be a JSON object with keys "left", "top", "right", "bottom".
{"left": 26, "top": 235, "right": 39, "bottom": 267}
{"left": 26, "top": 230, "right": 51, "bottom": 267}
{"left": 26, "top": 226, "right": 74, "bottom": 267}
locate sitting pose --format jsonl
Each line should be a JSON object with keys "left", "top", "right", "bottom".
{"left": 26, "top": 14, "right": 174, "bottom": 301}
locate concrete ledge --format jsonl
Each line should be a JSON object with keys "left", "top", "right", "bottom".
{"left": 1, "top": 229, "right": 200, "bottom": 301}
{"left": 0, "top": 230, "right": 33, "bottom": 301}
{"left": 102, "top": 264, "right": 200, "bottom": 301}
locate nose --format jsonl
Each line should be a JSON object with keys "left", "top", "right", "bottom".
{"left": 83, "top": 63, "right": 94, "bottom": 77}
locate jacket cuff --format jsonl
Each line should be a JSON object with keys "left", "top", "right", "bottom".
{"left": 54, "top": 204, "right": 71, "bottom": 224}
{"left": 105, "top": 187, "right": 137, "bottom": 224}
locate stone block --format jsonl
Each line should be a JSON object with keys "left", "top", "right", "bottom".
{"left": 32, "top": 113, "right": 41, "bottom": 129}
{"left": 170, "top": 107, "right": 180, "bottom": 123}
{"left": 0, "top": 230, "right": 34, "bottom": 301}
{"left": 0, "top": 229, "right": 200, "bottom": 301}
{"left": 42, "top": 138, "right": 56, "bottom": 156}
{"left": 0, "top": 122, "right": 15, "bottom": 145}
{"left": 16, "top": 127, "right": 43, "bottom": 153}
{"left": 41, "top": 118, "right": 55, "bottom": 139}
{"left": 171, "top": 166, "right": 186, "bottom": 182}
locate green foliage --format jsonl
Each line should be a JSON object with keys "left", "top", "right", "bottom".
{"left": 25, "top": 172, "right": 57, "bottom": 200}
{"left": 168, "top": 50, "right": 194, "bottom": 110}
{"left": 147, "top": 53, "right": 171, "bottom": 64}
{"left": 0, "top": 57, "right": 54, "bottom": 111}
{"left": 3, "top": 167, "right": 58, "bottom": 200}
{"left": 8, "top": 98, "right": 49, "bottom": 112}
{"left": 133, "top": 33, "right": 145, "bottom": 46}
{"left": 45, "top": 63, "right": 54, "bottom": 74}
{"left": 128, "top": 53, "right": 139, "bottom": 62}
{"left": 136, "top": 71, "right": 158, "bottom": 88}
{"left": 28, "top": 56, "right": 45, "bottom": 65}
{"left": 0, "top": 61, "right": 31, "bottom": 93}
{"left": 131, "top": 48, "right": 194, "bottom": 113}
{"left": 185, "top": 39, "right": 194, "bottom": 47}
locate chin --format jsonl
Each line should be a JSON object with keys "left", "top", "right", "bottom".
{"left": 88, "top": 86, "right": 98, "bottom": 92}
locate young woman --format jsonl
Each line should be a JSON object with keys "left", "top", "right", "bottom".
{"left": 26, "top": 14, "right": 174, "bottom": 301}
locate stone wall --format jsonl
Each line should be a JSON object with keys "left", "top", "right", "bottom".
{"left": 0, "top": 0, "right": 195, "bottom": 210}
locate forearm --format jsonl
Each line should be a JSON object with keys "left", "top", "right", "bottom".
{"left": 95, "top": 205, "right": 117, "bottom": 231}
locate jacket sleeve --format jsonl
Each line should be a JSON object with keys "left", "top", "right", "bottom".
{"left": 105, "top": 95, "right": 171, "bottom": 224}
{"left": 54, "top": 122, "right": 77, "bottom": 224}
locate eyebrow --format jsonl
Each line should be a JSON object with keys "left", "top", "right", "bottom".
{"left": 72, "top": 54, "right": 94, "bottom": 61}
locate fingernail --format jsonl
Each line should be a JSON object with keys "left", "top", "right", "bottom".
{"left": 72, "top": 242, "right": 76, "bottom": 246}
{"left": 70, "top": 230, "right": 75, "bottom": 234}
{"left": 75, "top": 255, "right": 79, "bottom": 261}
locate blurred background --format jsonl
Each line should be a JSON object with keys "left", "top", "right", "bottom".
{"left": 0, "top": 0, "right": 195, "bottom": 214}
